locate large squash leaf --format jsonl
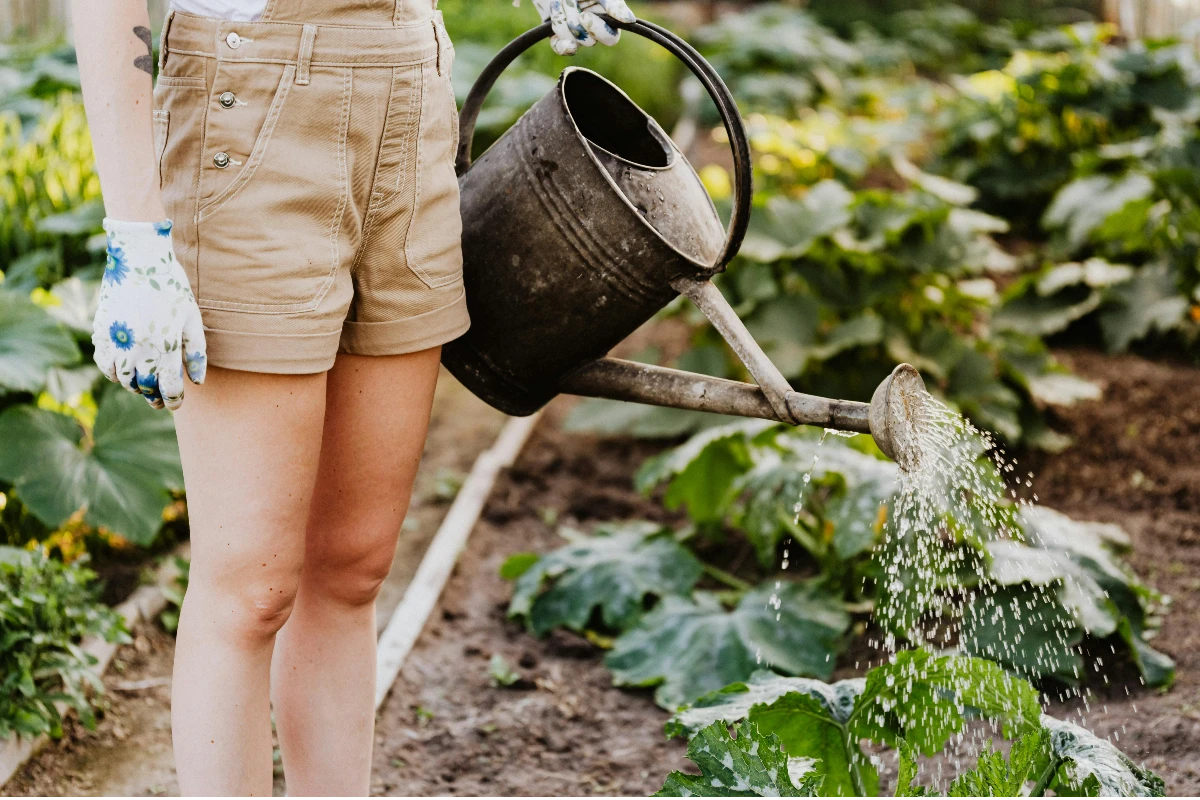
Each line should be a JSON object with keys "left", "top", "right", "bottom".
{"left": 0, "top": 385, "right": 182, "bottom": 544}
{"left": 960, "top": 583, "right": 1084, "bottom": 683}
{"left": 607, "top": 581, "right": 850, "bottom": 710}
{"left": 656, "top": 721, "right": 820, "bottom": 797}
{"left": 1097, "top": 262, "right": 1189, "bottom": 352}
{"left": 634, "top": 420, "right": 776, "bottom": 524}
{"left": 985, "top": 507, "right": 1174, "bottom": 687}
{"left": 506, "top": 521, "right": 703, "bottom": 636}
{"left": 667, "top": 670, "right": 864, "bottom": 740}
{"left": 666, "top": 672, "right": 873, "bottom": 796}
{"left": 0, "top": 289, "right": 80, "bottom": 394}
{"left": 1039, "top": 714, "right": 1166, "bottom": 797}
{"left": 739, "top": 180, "right": 854, "bottom": 263}
{"left": 850, "top": 649, "right": 1041, "bottom": 755}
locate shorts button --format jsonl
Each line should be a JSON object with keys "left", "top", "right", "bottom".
{"left": 213, "top": 151, "right": 231, "bottom": 168}
{"left": 219, "top": 91, "right": 236, "bottom": 108}
{"left": 225, "top": 32, "right": 241, "bottom": 48}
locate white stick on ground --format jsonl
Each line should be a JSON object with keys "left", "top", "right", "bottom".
{"left": 374, "top": 412, "right": 541, "bottom": 711}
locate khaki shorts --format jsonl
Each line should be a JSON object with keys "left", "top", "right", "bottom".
{"left": 153, "top": 8, "right": 469, "bottom": 374}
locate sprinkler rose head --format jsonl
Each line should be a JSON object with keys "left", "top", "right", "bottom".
{"left": 869, "top": 363, "right": 929, "bottom": 472}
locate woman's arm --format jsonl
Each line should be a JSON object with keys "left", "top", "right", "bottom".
{"left": 72, "top": 1, "right": 208, "bottom": 410}
{"left": 70, "top": 0, "right": 164, "bottom": 222}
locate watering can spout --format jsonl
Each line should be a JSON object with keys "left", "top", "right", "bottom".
{"left": 559, "top": 359, "right": 928, "bottom": 472}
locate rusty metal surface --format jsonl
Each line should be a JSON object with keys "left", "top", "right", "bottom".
{"left": 592, "top": 145, "right": 724, "bottom": 267}
{"left": 560, "top": 357, "right": 873, "bottom": 434}
{"left": 442, "top": 65, "right": 727, "bottom": 416}
{"left": 560, "top": 358, "right": 786, "bottom": 421}
{"left": 670, "top": 276, "right": 798, "bottom": 425}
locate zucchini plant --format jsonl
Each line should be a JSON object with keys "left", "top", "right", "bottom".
{"left": 658, "top": 649, "right": 1165, "bottom": 797}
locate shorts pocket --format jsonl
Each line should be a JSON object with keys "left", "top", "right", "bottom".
{"left": 152, "top": 110, "right": 170, "bottom": 189}
{"left": 405, "top": 59, "right": 463, "bottom": 290}
{"left": 194, "top": 64, "right": 353, "bottom": 313}
{"left": 154, "top": 75, "right": 207, "bottom": 297}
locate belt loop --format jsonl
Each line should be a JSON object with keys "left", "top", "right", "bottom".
{"left": 296, "top": 24, "right": 317, "bottom": 85}
{"left": 158, "top": 10, "right": 176, "bottom": 75}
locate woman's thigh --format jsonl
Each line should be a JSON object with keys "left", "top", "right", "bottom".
{"left": 172, "top": 366, "right": 328, "bottom": 625}
{"left": 299, "top": 348, "right": 442, "bottom": 601}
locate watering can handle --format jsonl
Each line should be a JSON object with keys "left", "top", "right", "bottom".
{"left": 454, "top": 18, "right": 752, "bottom": 274}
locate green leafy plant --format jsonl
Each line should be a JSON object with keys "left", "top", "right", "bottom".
{"left": 503, "top": 517, "right": 851, "bottom": 710}
{"left": 0, "top": 381, "right": 184, "bottom": 545}
{"left": 607, "top": 581, "right": 850, "bottom": 710}
{"left": 897, "top": 727, "right": 1046, "bottom": 796}
{"left": 634, "top": 422, "right": 1172, "bottom": 687}
{"left": 662, "top": 649, "right": 1164, "bottom": 797}
{"left": 0, "top": 545, "right": 128, "bottom": 739}
{"left": 933, "top": 24, "right": 1197, "bottom": 223}
{"left": 0, "top": 98, "right": 103, "bottom": 288}
{"left": 667, "top": 650, "right": 1040, "bottom": 796}
{"left": 657, "top": 720, "right": 821, "bottom": 797}
{"left": 503, "top": 520, "right": 702, "bottom": 636}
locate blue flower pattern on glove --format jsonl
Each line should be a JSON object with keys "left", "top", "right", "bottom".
{"left": 104, "top": 244, "right": 130, "bottom": 285}
{"left": 109, "top": 320, "right": 135, "bottom": 350}
{"left": 136, "top": 370, "right": 162, "bottom": 401}
{"left": 185, "top": 350, "right": 207, "bottom": 384}
{"left": 92, "top": 219, "right": 207, "bottom": 411}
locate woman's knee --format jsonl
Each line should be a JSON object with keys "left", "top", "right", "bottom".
{"left": 302, "top": 532, "right": 397, "bottom": 608}
{"left": 186, "top": 560, "right": 304, "bottom": 644}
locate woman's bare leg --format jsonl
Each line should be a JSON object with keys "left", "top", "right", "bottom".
{"left": 271, "top": 348, "right": 442, "bottom": 796}
{"left": 171, "top": 366, "right": 328, "bottom": 797}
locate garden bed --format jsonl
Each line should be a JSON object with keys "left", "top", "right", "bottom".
{"left": 369, "top": 347, "right": 1200, "bottom": 797}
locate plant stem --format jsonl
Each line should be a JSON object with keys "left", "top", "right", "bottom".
{"left": 845, "top": 733, "right": 869, "bottom": 797}
{"left": 1029, "top": 757, "right": 1062, "bottom": 797}
{"left": 701, "top": 562, "right": 754, "bottom": 593}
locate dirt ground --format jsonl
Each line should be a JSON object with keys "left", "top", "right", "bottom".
{"left": 1018, "top": 349, "right": 1200, "bottom": 794}
{"left": 370, "top": 348, "right": 1200, "bottom": 797}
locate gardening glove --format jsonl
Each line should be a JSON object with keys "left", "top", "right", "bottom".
{"left": 527, "top": 0, "right": 636, "bottom": 56}
{"left": 92, "top": 219, "right": 207, "bottom": 411}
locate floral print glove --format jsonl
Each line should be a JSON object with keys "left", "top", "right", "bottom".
{"left": 528, "top": 0, "right": 636, "bottom": 56}
{"left": 92, "top": 219, "right": 207, "bottom": 410}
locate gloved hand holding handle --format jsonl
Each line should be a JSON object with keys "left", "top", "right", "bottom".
{"left": 92, "top": 219, "right": 207, "bottom": 410}
{"left": 529, "top": 0, "right": 636, "bottom": 55}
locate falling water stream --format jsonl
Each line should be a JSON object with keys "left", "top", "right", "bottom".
{"left": 780, "top": 393, "right": 1114, "bottom": 791}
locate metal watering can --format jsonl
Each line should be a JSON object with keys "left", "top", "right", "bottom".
{"left": 442, "top": 19, "right": 929, "bottom": 470}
